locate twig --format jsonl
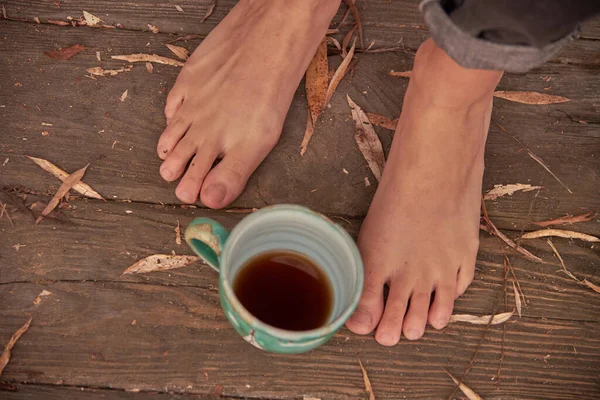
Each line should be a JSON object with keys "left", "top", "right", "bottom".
{"left": 0, "top": 202, "right": 15, "bottom": 227}
{"left": 496, "top": 259, "right": 509, "bottom": 387}
{"left": 481, "top": 199, "right": 544, "bottom": 263}
{"left": 492, "top": 119, "right": 572, "bottom": 194}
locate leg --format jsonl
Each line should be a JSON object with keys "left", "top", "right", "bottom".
{"left": 346, "top": 39, "right": 502, "bottom": 344}
{"left": 347, "top": 0, "right": 599, "bottom": 345}
{"left": 158, "top": 0, "right": 340, "bottom": 208}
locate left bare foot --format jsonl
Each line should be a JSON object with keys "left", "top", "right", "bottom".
{"left": 346, "top": 39, "right": 503, "bottom": 345}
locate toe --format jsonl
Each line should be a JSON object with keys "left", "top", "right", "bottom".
{"left": 159, "top": 137, "right": 197, "bottom": 182}
{"left": 402, "top": 287, "right": 432, "bottom": 340}
{"left": 176, "top": 151, "right": 219, "bottom": 204}
{"left": 157, "top": 116, "right": 192, "bottom": 160}
{"left": 200, "top": 149, "right": 263, "bottom": 209}
{"left": 456, "top": 263, "right": 475, "bottom": 298}
{"left": 164, "top": 83, "right": 185, "bottom": 121}
{"left": 428, "top": 283, "right": 455, "bottom": 330}
{"left": 374, "top": 279, "right": 409, "bottom": 346}
{"left": 345, "top": 274, "right": 385, "bottom": 335}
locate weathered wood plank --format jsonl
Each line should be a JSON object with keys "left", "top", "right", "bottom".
{"left": 1, "top": 196, "right": 599, "bottom": 322}
{"left": 0, "top": 281, "right": 599, "bottom": 399}
{"left": 0, "top": 384, "right": 216, "bottom": 399}
{"left": 3, "top": 0, "right": 600, "bottom": 65}
{"left": 1, "top": 21, "right": 598, "bottom": 235}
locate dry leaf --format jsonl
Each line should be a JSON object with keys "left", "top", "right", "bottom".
{"left": 300, "top": 114, "right": 315, "bottom": 156}
{"left": 147, "top": 23, "right": 159, "bottom": 33}
{"left": 583, "top": 279, "right": 600, "bottom": 294}
{"left": 122, "top": 254, "right": 199, "bottom": 275}
{"left": 327, "top": 36, "right": 342, "bottom": 53}
{"left": 484, "top": 183, "right": 542, "bottom": 200}
{"left": 33, "top": 16, "right": 41, "bottom": 24}
{"left": 357, "top": 357, "right": 375, "bottom": 400}
{"left": 527, "top": 151, "right": 572, "bottom": 194}
{"left": 0, "top": 316, "right": 32, "bottom": 377}
{"left": 175, "top": 4, "right": 184, "bottom": 12}
{"left": 305, "top": 37, "right": 329, "bottom": 124}
{"left": 342, "top": 24, "right": 357, "bottom": 58}
{"left": 513, "top": 282, "right": 521, "bottom": 317}
{"left": 120, "top": 90, "right": 128, "bottom": 102}
{"left": 145, "top": 62, "right": 154, "bottom": 73}
{"left": 27, "top": 156, "right": 103, "bottom": 200}
{"left": 41, "top": 131, "right": 49, "bottom": 136}
{"left": 33, "top": 290, "right": 53, "bottom": 305}
{"left": 96, "top": 51, "right": 101, "bottom": 62}
{"left": 364, "top": 176, "right": 371, "bottom": 187}
{"left": 480, "top": 204, "right": 543, "bottom": 263}
{"left": 521, "top": 229, "right": 599, "bottom": 242}
{"left": 365, "top": 113, "right": 398, "bottom": 130}
{"left": 324, "top": 39, "right": 356, "bottom": 106}
{"left": 347, "top": 95, "right": 386, "bottom": 181}
{"left": 48, "top": 19, "right": 70, "bottom": 26}
{"left": 389, "top": 70, "right": 412, "bottom": 78}
{"left": 175, "top": 221, "right": 182, "bottom": 245}
{"left": 449, "top": 311, "right": 514, "bottom": 325}
{"left": 86, "top": 66, "right": 132, "bottom": 77}
{"left": 112, "top": 54, "right": 184, "bottom": 67}
{"left": 534, "top": 211, "right": 597, "bottom": 227}
{"left": 35, "top": 164, "right": 89, "bottom": 224}
{"left": 493, "top": 91, "right": 570, "bottom": 105}
{"left": 44, "top": 44, "right": 86, "bottom": 60}
{"left": 443, "top": 368, "right": 482, "bottom": 400}
{"left": 164, "top": 43, "right": 189, "bottom": 61}
{"left": 82, "top": 10, "right": 102, "bottom": 27}
{"left": 343, "top": 0, "right": 363, "bottom": 49}
{"left": 201, "top": 2, "right": 215, "bottom": 22}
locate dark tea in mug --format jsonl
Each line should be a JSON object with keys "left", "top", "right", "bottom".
{"left": 233, "top": 251, "right": 333, "bottom": 331}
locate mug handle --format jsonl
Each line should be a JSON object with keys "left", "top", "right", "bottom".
{"left": 184, "top": 218, "right": 230, "bottom": 272}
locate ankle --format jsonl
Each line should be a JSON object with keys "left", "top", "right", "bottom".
{"left": 409, "top": 39, "right": 503, "bottom": 110}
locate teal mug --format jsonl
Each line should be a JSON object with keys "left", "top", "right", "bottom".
{"left": 185, "top": 205, "right": 363, "bottom": 354}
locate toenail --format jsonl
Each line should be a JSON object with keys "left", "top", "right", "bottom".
{"left": 160, "top": 166, "right": 173, "bottom": 180}
{"left": 406, "top": 329, "right": 421, "bottom": 339}
{"left": 348, "top": 309, "right": 372, "bottom": 328}
{"left": 377, "top": 332, "right": 396, "bottom": 345}
{"left": 204, "top": 184, "right": 226, "bottom": 204}
{"left": 178, "top": 191, "right": 193, "bottom": 203}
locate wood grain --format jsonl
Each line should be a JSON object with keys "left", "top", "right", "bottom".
{"left": 0, "top": 280, "right": 599, "bottom": 399}
{"left": 0, "top": 197, "right": 599, "bottom": 321}
{"left": 0, "top": 22, "right": 598, "bottom": 236}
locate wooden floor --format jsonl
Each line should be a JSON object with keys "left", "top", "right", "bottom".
{"left": 1, "top": 1, "right": 599, "bottom": 398}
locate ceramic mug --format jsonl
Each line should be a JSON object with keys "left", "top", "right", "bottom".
{"left": 185, "top": 204, "right": 363, "bottom": 354}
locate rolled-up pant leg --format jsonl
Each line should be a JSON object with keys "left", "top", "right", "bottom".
{"left": 420, "top": 0, "right": 600, "bottom": 72}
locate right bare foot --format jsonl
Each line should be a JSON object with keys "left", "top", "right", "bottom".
{"left": 158, "top": 0, "right": 340, "bottom": 207}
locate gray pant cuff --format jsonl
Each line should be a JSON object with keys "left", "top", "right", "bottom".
{"left": 419, "top": 0, "right": 579, "bottom": 73}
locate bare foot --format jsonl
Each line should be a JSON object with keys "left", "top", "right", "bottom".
{"left": 346, "top": 39, "right": 503, "bottom": 345}
{"left": 158, "top": 0, "right": 340, "bottom": 207}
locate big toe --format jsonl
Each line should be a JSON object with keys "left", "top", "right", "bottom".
{"left": 200, "top": 150, "right": 262, "bottom": 209}
{"left": 345, "top": 280, "right": 385, "bottom": 335}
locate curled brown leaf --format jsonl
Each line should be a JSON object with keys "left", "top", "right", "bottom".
{"left": 27, "top": 156, "right": 103, "bottom": 200}
{"left": 122, "top": 254, "right": 199, "bottom": 275}
{"left": 0, "top": 316, "right": 32, "bottom": 377}
{"left": 493, "top": 91, "right": 570, "bottom": 105}
{"left": 347, "top": 95, "right": 386, "bottom": 181}
{"left": 305, "top": 37, "right": 329, "bottom": 124}
{"left": 534, "top": 211, "right": 597, "bottom": 227}
{"left": 522, "top": 229, "right": 599, "bottom": 242}
{"left": 44, "top": 44, "right": 86, "bottom": 60}
{"left": 35, "top": 164, "right": 90, "bottom": 224}
{"left": 365, "top": 113, "right": 398, "bottom": 131}
{"left": 449, "top": 311, "right": 514, "bottom": 325}
{"left": 112, "top": 54, "right": 184, "bottom": 67}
